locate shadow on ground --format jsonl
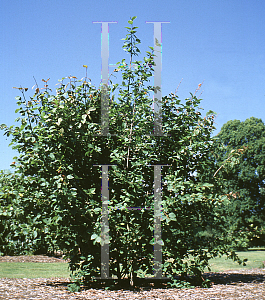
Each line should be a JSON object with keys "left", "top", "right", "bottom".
{"left": 45, "top": 270, "right": 265, "bottom": 292}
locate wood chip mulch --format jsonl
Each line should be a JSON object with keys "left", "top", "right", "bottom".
{"left": 0, "top": 255, "right": 265, "bottom": 299}
{"left": 0, "top": 254, "right": 69, "bottom": 263}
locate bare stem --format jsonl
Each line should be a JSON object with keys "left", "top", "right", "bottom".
{"left": 213, "top": 153, "right": 235, "bottom": 178}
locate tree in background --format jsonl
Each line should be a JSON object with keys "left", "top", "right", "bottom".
{"left": 212, "top": 117, "right": 265, "bottom": 248}
{"left": 0, "top": 16, "right": 246, "bottom": 291}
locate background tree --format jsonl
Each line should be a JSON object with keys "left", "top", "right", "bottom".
{"left": 0, "top": 16, "right": 246, "bottom": 291}
{"left": 212, "top": 117, "right": 265, "bottom": 248}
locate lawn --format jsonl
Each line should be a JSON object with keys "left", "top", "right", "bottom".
{"left": 206, "top": 250, "right": 265, "bottom": 272}
{"left": 0, "top": 262, "right": 69, "bottom": 278}
{"left": 0, "top": 250, "right": 264, "bottom": 278}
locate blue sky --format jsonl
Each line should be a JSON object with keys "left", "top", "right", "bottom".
{"left": 0, "top": 0, "right": 264, "bottom": 173}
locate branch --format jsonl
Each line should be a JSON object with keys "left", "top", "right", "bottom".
{"left": 126, "top": 94, "right": 136, "bottom": 169}
{"left": 213, "top": 149, "right": 244, "bottom": 178}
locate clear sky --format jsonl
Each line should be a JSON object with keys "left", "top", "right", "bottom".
{"left": 0, "top": 0, "right": 264, "bottom": 173}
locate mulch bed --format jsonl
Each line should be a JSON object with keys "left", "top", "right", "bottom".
{"left": 0, "top": 254, "right": 69, "bottom": 263}
{"left": 0, "top": 255, "right": 265, "bottom": 299}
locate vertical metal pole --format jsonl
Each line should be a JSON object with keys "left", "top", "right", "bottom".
{"left": 146, "top": 21, "right": 170, "bottom": 136}
{"left": 93, "top": 21, "right": 117, "bottom": 136}
{"left": 153, "top": 164, "right": 162, "bottom": 278}
{"left": 91, "top": 20, "right": 171, "bottom": 281}
{"left": 93, "top": 164, "right": 114, "bottom": 279}
{"left": 101, "top": 165, "right": 109, "bottom": 278}
{"left": 145, "top": 163, "right": 170, "bottom": 280}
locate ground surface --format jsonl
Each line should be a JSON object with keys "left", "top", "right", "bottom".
{"left": 0, "top": 254, "right": 69, "bottom": 263}
{"left": 0, "top": 255, "right": 265, "bottom": 299}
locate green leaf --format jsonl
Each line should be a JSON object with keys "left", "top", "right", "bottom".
{"left": 49, "top": 153, "right": 55, "bottom": 160}
{"left": 94, "top": 208, "right": 101, "bottom": 214}
{"left": 91, "top": 233, "right": 98, "bottom": 240}
{"left": 168, "top": 212, "right": 177, "bottom": 221}
{"left": 206, "top": 110, "right": 217, "bottom": 116}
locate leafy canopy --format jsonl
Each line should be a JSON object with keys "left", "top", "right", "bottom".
{"left": 0, "top": 16, "right": 245, "bottom": 290}
{"left": 212, "top": 117, "right": 265, "bottom": 249}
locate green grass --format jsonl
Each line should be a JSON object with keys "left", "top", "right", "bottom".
{"left": 205, "top": 250, "right": 265, "bottom": 272}
{"left": 0, "top": 262, "right": 69, "bottom": 278}
{"left": 0, "top": 251, "right": 264, "bottom": 278}
{"left": 248, "top": 247, "right": 265, "bottom": 251}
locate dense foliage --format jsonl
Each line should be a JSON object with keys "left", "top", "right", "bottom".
{"left": 0, "top": 169, "right": 60, "bottom": 255}
{"left": 0, "top": 17, "right": 246, "bottom": 290}
{"left": 211, "top": 117, "right": 265, "bottom": 249}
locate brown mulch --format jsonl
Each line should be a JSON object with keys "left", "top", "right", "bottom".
{"left": 0, "top": 254, "right": 69, "bottom": 263}
{"left": 0, "top": 255, "right": 265, "bottom": 299}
